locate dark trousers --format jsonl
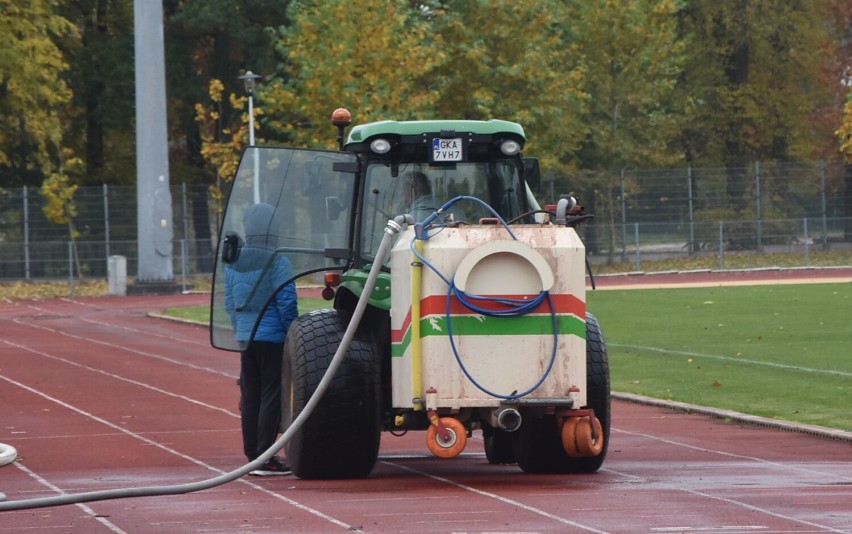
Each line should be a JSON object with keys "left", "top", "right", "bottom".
{"left": 239, "top": 341, "right": 283, "bottom": 461}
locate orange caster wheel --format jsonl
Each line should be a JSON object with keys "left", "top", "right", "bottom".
{"left": 575, "top": 415, "right": 605, "bottom": 456}
{"left": 426, "top": 417, "right": 467, "bottom": 458}
{"left": 562, "top": 416, "right": 604, "bottom": 457}
{"left": 560, "top": 417, "right": 582, "bottom": 457}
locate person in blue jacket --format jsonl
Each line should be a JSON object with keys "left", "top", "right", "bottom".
{"left": 224, "top": 202, "right": 298, "bottom": 476}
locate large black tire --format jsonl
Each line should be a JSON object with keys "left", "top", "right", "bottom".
{"left": 282, "top": 309, "right": 381, "bottom": 479}
{"left": 483, "top": 424, "right": 516, "bottom": 465}
{"left": 512, "top": 312, "right": 610, "bottom": 474}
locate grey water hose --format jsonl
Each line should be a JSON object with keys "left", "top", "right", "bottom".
{"left": 0, "top": 215, "right": 411, "bottom": 512}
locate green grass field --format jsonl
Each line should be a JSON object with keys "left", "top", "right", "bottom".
{"left": 165, "top": 282, "right": 851, "bottom": 431}
{"left": 587, "top": 283, "right": 851, "bottom": 431}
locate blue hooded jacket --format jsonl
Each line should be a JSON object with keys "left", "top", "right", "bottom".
{"left": 224, "top": 203, "right": 298, "bottom": 347}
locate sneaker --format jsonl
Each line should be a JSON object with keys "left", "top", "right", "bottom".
{"left": 249, "top": 456, "right": 292, "bottom": 476}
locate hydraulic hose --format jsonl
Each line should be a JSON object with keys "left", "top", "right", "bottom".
{"left": 0, "top": 215, "right": 410, "bottom": 512}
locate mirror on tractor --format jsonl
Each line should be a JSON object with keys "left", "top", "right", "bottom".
{"left": 221, "top": 231, "right": 243, "bottom": 264}
{"left": 523, "top": 157, "right": 541, "bottom": 192}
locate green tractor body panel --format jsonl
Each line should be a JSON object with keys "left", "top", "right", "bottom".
{"left": 340, "top": 269, "right": 392, "bottom": 311}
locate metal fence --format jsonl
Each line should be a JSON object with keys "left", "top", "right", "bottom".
{"left": 1, "top": 160, "right": 849, "bottom": 282}
{"left": 0, "top": 183, "right": 221, "bottom": 282}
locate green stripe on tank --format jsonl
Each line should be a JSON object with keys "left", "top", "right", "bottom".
{"left": 391, "top": 314, "right": 585, "bottom": 357}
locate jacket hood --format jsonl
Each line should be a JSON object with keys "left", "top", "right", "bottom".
{"left": 243, "top": 202, "right": 281, "bottom": 247}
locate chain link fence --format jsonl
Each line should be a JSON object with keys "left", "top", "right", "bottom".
{"left": 0, "top": 183, "right": 223, "bottom": 283}
{"left": 1, "top": 160, "right": 850, "bottom": 282}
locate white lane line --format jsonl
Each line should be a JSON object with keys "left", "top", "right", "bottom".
{"left": 0, "top": 337, "right": 239, "bottom": 419}
{"left": 0, "top": 373, "right": 356, "bottom": 532}
{"left": 81, "top": 315, "right": 211, "bottom": 347}
{"left": 606, "top": 464, "right": 847, "bottom": 534}
{"left": 611, "top": 427, "right": 851, "bottom": 481}
{"left": 610, "top": 343, "right": 852, "bottom": 378}
{"left": 11, "top": 462, "right": 128, "bottom": 534}
{"left": 381, "top": 461, "right": 611, "bottom": 534}
{"left": 52, "top": 296, "right": 212, "bottom": 348}
{"left": 7, "top": 315, "right": 235, "bottom": 379}
{"left": 606, "top": 429, "right": 849, "bottom": 533}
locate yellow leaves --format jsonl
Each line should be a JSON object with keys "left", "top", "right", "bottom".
{"left": 835, "top": 97, "right": 852, "bottom": 161}
{"left": 208, "top": 78, "right": 225, "bottom": 103}
{"left": 40, "top": 170, "right": 78, "bottom": 225}
{"left": 194, "top": 78, "right": 254, "bottom": 187}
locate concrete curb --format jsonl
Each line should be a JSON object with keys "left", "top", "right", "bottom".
{"left": 613, "top": 391, "right": 852, "bottom": 443}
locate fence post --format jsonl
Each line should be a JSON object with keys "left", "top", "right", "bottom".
{"left": 803, "top": 218, "right": 810, "bottom": 267}
{"left": 718, "top": 221, "right": 725, "bottom": 270}
{"left": 620, "top": 168, "right": 627, "bottom": 263}
{"left": 687, "top": 164, "right": 695, "bottom": 255}
{"left": 103, "top": 183, "right": 110, "bottom": 274}
{"left": 180, "top": 238, "right": 187, "bottom": 293}
{"left": 755, "top": 161, "right": 762, "bottom": 253}
{"left": 181, "top": 182, "right": 189, "bottom": 282}
{"left": 633, "top": 223, "right": 641, "bottom": 271}
{"left": 819, "top": 160, "right": 828, "bottom": 250}
{"left": 23, "top": 186, "right": 30, "bottom": 280}
{"left": 67, "top": 241, "right": 75, "bottom": 296}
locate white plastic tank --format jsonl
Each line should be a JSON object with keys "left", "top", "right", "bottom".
{"left": 390, "top": 224, "right": 587, "bottom": 410}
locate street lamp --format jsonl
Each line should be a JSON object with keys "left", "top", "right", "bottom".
{"left": 238, "top": 70, "right": 262, "bottom": 203}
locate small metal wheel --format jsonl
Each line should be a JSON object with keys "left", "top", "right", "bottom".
{"left": 426, "top": 417, "right": 467, "bottom": 458}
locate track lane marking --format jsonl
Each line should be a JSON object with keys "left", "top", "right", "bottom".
{"left": 10, "top": 462, "right": 128, "bottom": 534}
{"left": 606, "top": 428, "right": 850, "bottom": 533}
{"left": 380, "top": 461, "right": 611, "bottom": 534}
{"left": 604, "top": 464, "right": 847, "bottom": 533}
{"left": 5, "top": 314, "right": 235, "bottom": 379}
{"left": 0, "top": 373, "right": 357, "bottom": 532}
{"left": 0, "top": 337, "right": 239, "bottom": 419}
{"left": 611, "top": 427, "right": 850, "bottom": 481}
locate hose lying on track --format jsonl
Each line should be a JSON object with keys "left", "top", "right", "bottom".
{"left": 0, "top": 215, "right": 411, "bottom": 512}
{"left": 0, "top": 444, "right": 17, "bottom": 467}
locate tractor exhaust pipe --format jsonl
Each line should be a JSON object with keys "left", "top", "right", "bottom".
{"left": 496, "top": 408, "right": 522, "bottom": 432}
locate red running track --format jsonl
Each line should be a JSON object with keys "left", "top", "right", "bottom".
{"left": 0, "top": 281, "right": 850, "bottom": 533}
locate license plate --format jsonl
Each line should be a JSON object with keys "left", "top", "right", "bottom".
{"left": 432, "top": 138, "right": 463, "bottom": 161}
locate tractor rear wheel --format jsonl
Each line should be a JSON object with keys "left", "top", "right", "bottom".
{"left": 483, "top": 424, "right": 516, "bottom": 464}
{"left": 512, "top": 312, "right": 610, "bottom": 473}
{"left": 282, "top": 309, "right": 381, "bottom": 479}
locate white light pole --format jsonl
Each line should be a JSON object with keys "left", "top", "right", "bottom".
{"left": 238, "top": 70, "right": 262, "bottom": 204}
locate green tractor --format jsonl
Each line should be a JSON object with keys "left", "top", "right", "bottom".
{"left": 210, "top": 109, "right": 609, "bottom": 479}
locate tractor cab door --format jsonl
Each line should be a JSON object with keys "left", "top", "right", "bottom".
{"left": 210, "top": 146, "right": 358, "bottom": 351}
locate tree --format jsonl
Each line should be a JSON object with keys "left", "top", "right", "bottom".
{"left": 563, "top": 0, "right": 686, "bottom": 260}
{"left": 426, "top": 0, "right": 589, "bottom": 175}
{"left": 571, "top": 0, "right": 685, "bottom": 172}
{"left": 261, "top": 0, "right": 442, "bottom": 148}
{"left": 0, "top": 0, "right": 77, "bottom": 186}
{"left": 194, "top": 77, "right": 254, "bottom": 205}
{"left": 40, "top": 151, "right": 84, "bottom": 280}
{"left": 59, "top": 0, "right": 135, "bottom": 185}
{"left": 679, "top": 0, "right": 832, "bottom": 211}
{"left": 826, "top": 0, "right": 852, "bottom": 240}
{"left": 166, "top": 0, "right": 291, "bottom": 183}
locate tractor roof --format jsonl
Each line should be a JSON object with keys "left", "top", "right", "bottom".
{"left": 345, "top": 119, "right": 525, "bottom": 144}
